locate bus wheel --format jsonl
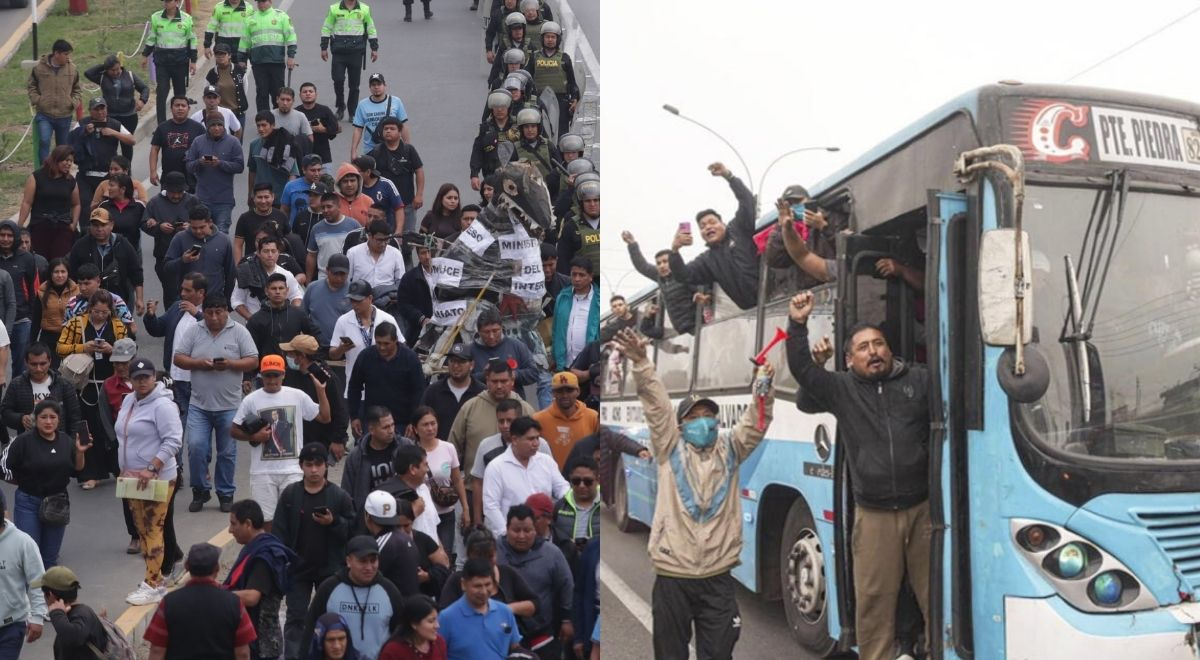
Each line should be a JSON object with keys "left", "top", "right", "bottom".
{"left": 780, "top": 499, "right": 837, "bottom": 656}
{"left": 612, "top": 455, "right": 646, "bottom": 532}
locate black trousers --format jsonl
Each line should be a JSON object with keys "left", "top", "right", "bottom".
{"left": 154, "top": 62, "right": 189, "bottom": 124}
{"left": 652, "top": 572, "right": 741, "bottom": 660}
{"left": 252, "top": 63, "right": 286, "bottom": 114}
{"left": 112, "top": 113, "right": 138, "bottom": 160}
{"left": 330, "top": 51, "right": 364, "bottom": 114}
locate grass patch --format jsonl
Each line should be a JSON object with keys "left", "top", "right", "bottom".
{"left": 0, "top": 0, "right": 216, "bottom": 217}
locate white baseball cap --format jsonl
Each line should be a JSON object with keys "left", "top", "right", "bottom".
{"left": 364, "top": 490, "right": 400, "bottom": 525}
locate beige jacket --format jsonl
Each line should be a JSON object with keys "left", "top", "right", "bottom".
{"left": 632, "top": 357, "right": 774, "bottom": 579}
{"left": 27, "top": 55, "right": 81, "bottom": 119}
{"left": 448, "top": 390, "right": 537, "bottom": 481}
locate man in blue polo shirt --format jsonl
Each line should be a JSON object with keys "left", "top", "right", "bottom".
{"left": 439, "top": 557, "right": 524, "bottom": 660}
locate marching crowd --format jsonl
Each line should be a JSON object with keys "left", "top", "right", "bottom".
{"left": 0, "top": 0, "right": 604, "bottom": 658}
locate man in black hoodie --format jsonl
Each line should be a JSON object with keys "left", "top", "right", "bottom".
{"left": 0, "top": 222, "right": 40, "bottom": 375}
{"left": 786, "top": 290, "right": 931, "bottom": 660}
{"left": 667, "top": 162, "right": 760, "bottom": 310}
{"left": 246, "top": 273, "right": 320, "bottom": 362}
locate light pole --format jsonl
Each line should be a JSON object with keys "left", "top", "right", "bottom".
{"left": 756, "top": 146, "right": 840, "bottom": 213}
{"left": 662, "top": 104, "right": 755, "bottom": 194}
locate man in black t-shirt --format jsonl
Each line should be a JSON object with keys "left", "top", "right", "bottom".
{"left": 273, "top": 443, "right": 356, "bottom": 660}
{"left": 297, "top": 83, "right": 339, "bottom": 172}
{"left": 150, "top": 97, "right": 206, "bottom": 192}
{"left": 224, "top": 499, "right": 296, "bottom": 660}
{"left": 362, "top": 490, "right": 420, "bottom": 597}
{"left": 368, "top": 117, "right": 424, "bottom": 233}
{"left": 340, "top": 406, "right": 414, "bottom": 520}
{"left": 234, "top": 184, "right": 290, "bottom": 263}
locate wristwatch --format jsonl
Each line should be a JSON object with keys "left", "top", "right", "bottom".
{"left": 147, "top": 464, "right": 160, "bottom": 475}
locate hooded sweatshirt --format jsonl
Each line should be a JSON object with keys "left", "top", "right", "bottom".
{"left": 0, "top": 521, "right": 48, "bottom": 627}
{"left": 448, "top": 391, "right": 537, "bottom": 480}
{"left": 115, "top": 381, "right": 183, "bottom": 481}
{"left": 303, "top": 568, "right": 405, "bottom": 660}
{"left": 308, "top": 613, "right": 364, "bottom": 660}
{"left": 496, "top": 536, "right": 573, "bottom": 637}
{"left": 532, "top": 399, "right": 599, "bottom": 470}
{"left": 335, "top": 163, "right": 374, "bottom": 226}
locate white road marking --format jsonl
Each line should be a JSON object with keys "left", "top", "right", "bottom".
{"left": 556, "top": 0, "right": 600, "bottom": 90}
{"left": 599, "top": 559, "right": 697, "bottom": 659}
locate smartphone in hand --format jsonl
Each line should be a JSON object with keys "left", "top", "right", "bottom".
{"left": 678, "top": 221, "right": 692, "bottom": 234}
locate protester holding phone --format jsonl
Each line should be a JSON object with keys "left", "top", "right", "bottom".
{"left": 281, "top": 334, "right": 350, "bottom": 461}
{"left": 272, "top": 442, "right": 356, "bottom": 659}
{"left": 58, "top": 290, "right": 129, "bottom": 489}
{"left": 0, "top": 399, "right": 87, "bottom": 569}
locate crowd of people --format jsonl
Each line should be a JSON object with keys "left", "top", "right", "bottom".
{"left": 1, "top": 0, "right": 604, "bottom": 658}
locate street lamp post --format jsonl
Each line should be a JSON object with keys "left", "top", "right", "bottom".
{"left": 756, "top": 146, "right": 840, "bottom": 213}
{"left": 662, "top": 104, "right": 756, "bottom": 194}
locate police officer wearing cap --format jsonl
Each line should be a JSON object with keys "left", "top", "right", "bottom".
{"left": 204, "top": 0, "right": 250, "bottom": 63}
{"left": 320, "top": 0, "right": 379, "bottom": 120}
{"left": 143, "top": 0, "right": 198, "bottom": 124}
{"left": 205, "top": 43, "right": 250, "bottom": 132}
{"left": 510, "top": 108, "right": 562, "bottom": 196}
{"left": 469, "top": 89, "right": 519, "bottom": 191}
{"left": 68, "top": 98, "right": 136, "bottom": 215}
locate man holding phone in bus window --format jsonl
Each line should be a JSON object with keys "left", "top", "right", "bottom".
{"left": 786, "top": 290, "right": 931, "bottom": 660}
{"left": 611, "top": 327, "right": 773, "bottom": 660}
{"left": 667, "top": 162, "right": 761, "bottom": 310}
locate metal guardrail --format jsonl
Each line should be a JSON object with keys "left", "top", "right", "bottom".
{"left": 555, "top": 0, "right": 599, "bottom": 168}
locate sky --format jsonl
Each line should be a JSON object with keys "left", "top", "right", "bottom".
{"left": 600, "top": 0, "right": 1200, "bottom": 302}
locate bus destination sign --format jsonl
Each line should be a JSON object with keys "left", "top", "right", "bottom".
{"left": 1006, "top": 98, "right": 1200, "bottom": 172}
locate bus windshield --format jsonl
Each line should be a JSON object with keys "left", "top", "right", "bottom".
{"left": 1020, "top": 183, "right": 1200, "bottom": 465}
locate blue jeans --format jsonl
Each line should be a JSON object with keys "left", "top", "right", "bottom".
{"left": 208, "top": 202, "right": 235, "bottom": 235}
{"left": 34, "top": 113, "right": 71, "bottom": 166}
{"left": 186, "top": 405, "right": 237, "bottom": 498}
{"left": 536, "top": 370, "right": 553, "bottom": 409}
{"left": 9, "top": 319, "right": 31, "bottom": 378}
{"left": 0, "top": 621, "right": 25, "bottom": 660}
{"left": 172, "top": 380, "right": 192, "bottom": 422}
{"left": 13, "top": 489, "right": 65, "bottom": 569}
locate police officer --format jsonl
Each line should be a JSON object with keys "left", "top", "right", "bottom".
{"left": 321, "top": 0, "right": 379, "bottom": 121}
{"left": 484, "top": 0, "right": 519, "bottom": 59}
{"left": 203, "top": 0, "right": 249, "bottom": 63}
{"left": 518, "top": 0, "right": 546, "bottom": 45}
{"left": 557, "top": 177, "right": 599, "bottom": 282}
{"left": 526, "top": 21, "right": 579, "bottom": 136}
{"left": 469, "top": 89, "right": 518, "bottom": 191}
{"left": 488, "top": 46, "right": 527, "bottom": 92}
{"left": 480, "top": 74, "right": 542, "bottom": 123}
{"left": 401, "top": 0, "right": 432, "bottom": 22}
{"left": 511, "top": 108, "right": 561, "bottom": 197}
{"left": 558, "top": 133, "right": 585, "bottom": 165}
{"left": 240, "top": 0, "right": 297, "bottom": 114}
{"left": 143, "top": 0, "right": 197, "bottom": 124}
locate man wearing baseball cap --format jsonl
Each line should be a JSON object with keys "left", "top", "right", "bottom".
{"left": 302, "top": 535, "right": 406, "bottom": 659}
{"left": 69, "top": 96, "right": 136, "bottom": 215}
{"left": 232, "top": 355, "right": 331, "bottom": 532}
{"left": 362, "top": 490, "right": 420, "bottom": 597}
{"left": 419, "top": 342, "right": 483, "bottom": 444}
{"left": 611, "top": 328, "right": 774, "bottom": 660}
{"left": 532, "top": 371, "right": 599, "bottom": 470}
{"left": 280, "top": 334, "right": 350, "bottom": 460}
{"left": 191, "top": 83, "right": 244, "bottom": 139}
{"left": 0, "top": 488, "right": 48, "bottom": 656}
{"left": 36, "top": 565, "right": 109, "bottom": 657}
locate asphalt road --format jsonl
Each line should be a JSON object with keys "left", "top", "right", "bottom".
{"left": 567, "top": 0, "right": 597, "bottom": 57}
{"left": 599, "top": 509, "right": 815, "bottom": 660}
{"left": 2, "top": 0, "right": 497, "bottom": 650}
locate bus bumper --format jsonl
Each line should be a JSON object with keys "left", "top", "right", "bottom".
{"left": 1004, "top": 597, "right": 1200, "bottom": 659}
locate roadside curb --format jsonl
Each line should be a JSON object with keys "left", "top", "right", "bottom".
{"left": 0, "top": 0, "right": 60, "bottom": 70}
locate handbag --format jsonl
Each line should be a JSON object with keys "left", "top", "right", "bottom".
{"left": 38, "top": 492, "right": 70, "bottom": 526}
{"left": 427, "top": 474, "right": 458, "bottom": 508}
{"left": 61, "top": 353, "right": 95, "bottom": 391}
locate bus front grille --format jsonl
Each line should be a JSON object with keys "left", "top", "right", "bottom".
{"left": 1133, "top": 510, "right": 1200, "bottom": 595}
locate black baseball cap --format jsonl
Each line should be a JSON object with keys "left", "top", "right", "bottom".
{"left": 327, "top": 253, "right": 350, "bottom": 275}
{"left": 369, "top": 73, "right": 385, "bottom": 84}
{"left": 347, "top": 280, "right": 373, "bottom": 301}
{"left": 447, "top": 343, "right": 472, "bottom": 362}
{"left": 781, "top": 184, "right": 810, "bottom": 201}
{"left": 130, "top": 358, "right": 156, "bottom": 379}
{"left": 203, "top": 85, "right": 219, "bottom": 97}
{"left": 298, "top": 442, "right": 327, "bottom": 464}
{"left": 346, "top": 535, "right": 380, "bottom": 558}
{"left": 161, "top": 171, "right": 187, "bottom": 193}
{"left": 675, "top": 395, "right": 719, "bottom": 423}
{"left": 213, "top": 43, "right": 232, "bottom": 54}
{"left": 307, "top": 181, "right": 329, "bottom": 196}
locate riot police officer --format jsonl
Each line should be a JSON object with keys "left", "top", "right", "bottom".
{"left": 469, "top": 89, "right": 519, "bottom": 191}
{"left": 559, "top": 133, "right": 586, "bottom": 164}
{"left": 484, "top": 0, "right": 519, "bottom": 60}
{"left": 320, "top": 0, "right": 380, "bottom": 119}
{"left": 488, "top": 46, "right": 527, "bottom": 92}
{"left": 511, "top": 108, "right": 561, "bottom": 197}
{"left": 240, "top": 0, "right": 298, "bottom": 113}
{"left": 527, "top": 21, "right": 579, "bottom": 136}
{"left": 203, "top": 0, "right": 250, "bottom": 63}
{"left": 557, "top": 177, "right": 599, "bottom": 282}
{"left": 143, "top": 0, "right": 198, "bottom": 124}
{"left": 519, "top": 0, "right": 546, "bottom": 45}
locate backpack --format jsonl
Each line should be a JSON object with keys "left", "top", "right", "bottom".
{"left": 88, "top": 613, "right": 136, "bottom": 660}
{"left": 60, "top": 353, "right": 95, "bottom": 391}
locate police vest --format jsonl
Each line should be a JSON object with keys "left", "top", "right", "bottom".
{"left": 532, "top": 50, "right": 567, "bottom": 94}
{"left": 209, "top": 1, "right": 248, "bottom": 43}
{"left": 242, "top": 8, "right": 296, "bottom": 63}
{"left": 573, "top": 216, "right": 599, "bottom": 272}
{"left": 148, "top": 11, "right": 195, "bottom": 63}
{"left": 322, "top": 2, "right": 376, "bottom": 53}
{"left": 515, "top": 139, "right": 552, "bottom": 178}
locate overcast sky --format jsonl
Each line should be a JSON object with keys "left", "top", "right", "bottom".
{"left": 600, "top": 0, "right": 1200, "bottom": 302}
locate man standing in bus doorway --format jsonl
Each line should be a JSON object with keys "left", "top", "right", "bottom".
{"left": 785, "top": 290, "right": 931, "bottom": 660}
{"left": 611, "top": 327, "right": 774, "bottom": 660}
{"left": 666, "top": 162, "right": 761, "bottom": 310}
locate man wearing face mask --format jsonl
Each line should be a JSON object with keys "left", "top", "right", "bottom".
{"left": 610, "top": 327, "right": 773, "bottom": 660}
{"left": 785, "top": 290, "right": 931, "bottom": 660}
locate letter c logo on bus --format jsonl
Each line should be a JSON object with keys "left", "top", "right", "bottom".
{"left": 1011, "top": 99, "right": 1091, "bottom": 163}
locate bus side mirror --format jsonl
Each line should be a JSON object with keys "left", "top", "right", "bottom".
{"left": 979, "top": 228, "right": 1033, "bottom": 347}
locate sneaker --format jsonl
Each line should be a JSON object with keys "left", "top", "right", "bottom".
{"left": 218, "top": 494, "right": 233, "bottom": 513}
{"left": 162, "top": 563, "right": 187, "bottom": 587}
{"left": 335, "top": 105, "right": 345, "bottom": 121}
{"left": 126, "top": 538, "right": 141, "bottom": 555}
{"left": 189, "top": 489, "right": 211, "bottom": 513}
{"left": 126, "top": 581, "right": 166, "bottom": 606}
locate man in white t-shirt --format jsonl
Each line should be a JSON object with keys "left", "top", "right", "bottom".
{"left": 482, "top": 416, "right": 569, "bottom": 537}
{"left": 231, "top": 354, "right": 331, "bottom": 532}
{"left": 0, "top": 318, "right": 10, "bottom": 387}
{"left": 191, "top": 86, "right": 243, "bottom": 139}
{"left": 345, "top": 219, "right": 405, "bottom": 288}
{"left": 231, "top": 235, "right": 304, "bottom": 320}
{"left": 328, "top": 280, "right": 398, "bottom": 396}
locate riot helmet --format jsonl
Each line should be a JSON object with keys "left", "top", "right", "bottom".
{"left": 566, "top": 158, "right": 593, "bottom": 177}
{"left": 516, "top": 108, "right": 541, "bottom": 127}
{"left": 502, "top": 48, "right": 527, "bottom": 67}
{"left": 487, "top": 89, "right": 514, "bottom": 109}
{"left": 559, "top": 133, "right": 585, "bottom": 154}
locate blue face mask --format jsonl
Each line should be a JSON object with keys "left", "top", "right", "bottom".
{"left": 791, "top": 203, "right": 807, "bottom": 219}
{"left": 681, "top": 417, "right": 719, "bottom": 449}
{"left": 285, "top": 356, "right": 299, "bottom": 371}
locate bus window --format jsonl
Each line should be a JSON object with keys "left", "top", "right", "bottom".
{"left": 695, "top": 312, "right": 758, "bottom": 391}
{"left": 761, "top": 286, "right": 836, "bottom": 395}
{"left": 655, "top": 335, "right": 692, "bottom": 393}
{"left": 601, "top": 345, "right": 625, "bottom": 399}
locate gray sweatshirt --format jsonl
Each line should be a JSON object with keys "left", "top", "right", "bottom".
{"left": 0, "top": 522, "right": 47, "bottom": 626}
{"left": 115, "top": 381, "right": 183, "bottom": 481}
{"left": 185, "top": 133, "right": 245, "bottom": 206}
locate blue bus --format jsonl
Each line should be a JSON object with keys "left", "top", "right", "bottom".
{"left": 603, "top": 82, "right": 1200, "bottom": 659}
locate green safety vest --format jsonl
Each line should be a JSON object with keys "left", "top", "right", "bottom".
{"left": 321, "top": 1, "right": 377, "bottom": 52}
{"left": 515, "top": 138, "right": 553, "bottom": 178}
{"left": 208, "top": 1, "right": 249, "bottom": 42}
{"left": 240, "top": 7, "right": 297, "bottom": 64}
{"left": 525, "top": 18, "right": 544, "bottom": 46}
{"left": 574, "top": 216, "right": 600, "bottom": 272}
{"left": 532, "top": 50, "right": 567, "bottom": 94}
{"left": 147, "top": 10, "right": 195, "bottom": 54}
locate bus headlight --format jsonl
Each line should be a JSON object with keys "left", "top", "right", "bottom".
{"left": 1010, "top": 519, "right": 1158, "bottom": 613}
